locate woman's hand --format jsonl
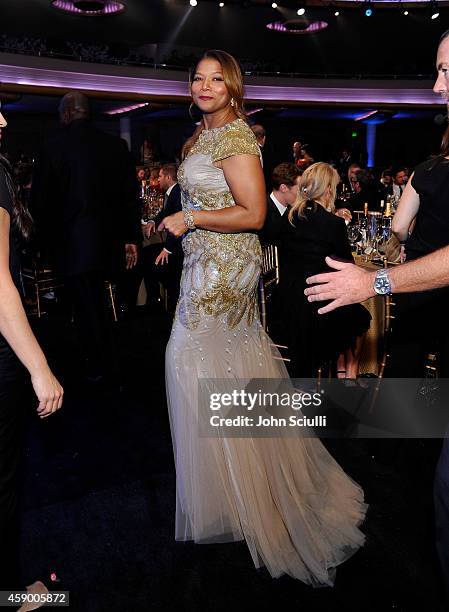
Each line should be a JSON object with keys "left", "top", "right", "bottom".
{"left": 159, "top": 212, "right": 188, "bottom": 237}
{"left": 31, "top": 367, "right": 64, "bottom": 418}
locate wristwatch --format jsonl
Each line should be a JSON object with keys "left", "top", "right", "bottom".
{"left": 373, "top": 268, "right": 392, "bottom": 296}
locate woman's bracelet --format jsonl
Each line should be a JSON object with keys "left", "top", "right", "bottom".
{"left": 184, "top": 209, "right": 196, "bottom": 230}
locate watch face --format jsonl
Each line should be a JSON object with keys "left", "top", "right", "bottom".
{"left": 374, "top": 272, "right": 391, "bottom": 295}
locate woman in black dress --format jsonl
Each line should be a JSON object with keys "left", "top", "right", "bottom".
{"left": 391, "top": 147, "right": 449, "bottom": 376}
{"left": 270, "top": 162, "right": 370, "bottom": 378}
{"left": 0, "top": 109, "right": 63, "bottom": 592}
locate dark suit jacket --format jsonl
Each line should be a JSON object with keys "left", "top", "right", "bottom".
{"left": 260, "top": 195, "right": 288, "bottom": 283}
{"left": 32, "top": 119, "right": 140, "bottom": 277}
{"left": 153, "top": 183, "right": 183, "bottom": 258}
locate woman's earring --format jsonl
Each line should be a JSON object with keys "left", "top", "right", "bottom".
{"left": 230, "top": 98, "right": 235, "bottom": 107}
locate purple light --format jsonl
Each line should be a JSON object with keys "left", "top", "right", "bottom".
{"left": 51, "top": 1, "right": 125, "bottom": 15}
{"left": 106, "top": 102, "right": 149, "bottom": 115}
{"left": 0, "top": 62, "right": 440, "bottom": 106}
{"left": 354, "top": 110, "right": 378, "bottom": 121}
{"left": 267, "top": 20, "right": 328, "bottom": 34}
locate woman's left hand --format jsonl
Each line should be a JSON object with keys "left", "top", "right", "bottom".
{"left": 159, "top": 212, "right": 188, "bottom": 237}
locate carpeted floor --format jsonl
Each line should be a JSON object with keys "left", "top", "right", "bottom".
{"left": 18, "top": 307, "right": 444, "bottom": 611}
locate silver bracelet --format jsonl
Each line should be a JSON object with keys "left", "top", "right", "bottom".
{"left": 183, "top": 209, "right": 196, "bottom": 230}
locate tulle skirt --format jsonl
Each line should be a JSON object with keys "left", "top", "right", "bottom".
{"left": 166, "top": 312, "right": 367, "bottom": 586}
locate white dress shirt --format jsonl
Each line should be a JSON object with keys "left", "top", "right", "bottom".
{"left": 270, "top": 192, "right": 288, "bottom": 216}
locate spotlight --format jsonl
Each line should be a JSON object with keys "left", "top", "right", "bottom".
{"left": 334, "top": 10, "right": 339, "bottom": 16}
{"left": 403, "top": 9, "right": 408, "bottom": 14}
{"left": 190, "top": 0, "right": 197, "bottom": 6}
{"left": 297, "top": 7, "right": 305, "bottom": 15}
{"left": 272, "top": 2, "right": 277, "bottom": 7}
{"left": 219, "top": 1, "right": 224, "bottom": 5}
{"left": 365, "top": 7, "right": 372, "bottom": 16}
{"left": 431, "top": 11, "right": 439, "bottom": 19}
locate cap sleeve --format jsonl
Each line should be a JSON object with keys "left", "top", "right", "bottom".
{"left": 211, "top": 124, "right": 260, "bottom": 163}
{"left": 0, "top": 166, "right": 13, "bottom": 216}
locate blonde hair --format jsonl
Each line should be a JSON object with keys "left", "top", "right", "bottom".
{"left": 182, "top": 50, "right": 247, "bottom": 158}
{"left": 288, "top": 162, "right": 340, "bottom": 223}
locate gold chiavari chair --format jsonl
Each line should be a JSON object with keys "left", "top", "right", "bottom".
{"left": 21, "top": 257, "right": 64, "bottom": 318}
{"left": 258, "top": 244, "right": 289, "bottom": 362}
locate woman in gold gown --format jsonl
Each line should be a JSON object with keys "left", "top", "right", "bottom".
{"left": 160, "top": 50, "right": 367, "bottom": 587}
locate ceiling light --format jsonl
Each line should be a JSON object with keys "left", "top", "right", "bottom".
{"left": 52, "top": 0, "right": 125, "bottom": 15}
{"left": 272, "top": 2, "right": 277, "bottom": 7}
{"left": 431, "top": 11, "right": 439, "bottom": 18}
{"left": 365, "top": 7, "right": 372, "bottom": 16}
{"left": 334, "top": 10, "right": 339, "bottom": 15}
{"left": 403, "top": 9, "right": 409, "bottom": 14}
{"left": 219, "top": 1, "right": 224, "bottom": 5}
{"left": 297, "top": 7, "right": 305, "bottom": 15}
{"left": 190, "top": 0, "right": 197, "bottom": 6}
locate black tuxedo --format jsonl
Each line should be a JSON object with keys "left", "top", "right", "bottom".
{"left": 153, "top": 183, "right": 182, "bottom": 256}
{"left": 140, "top": 183, "right": 183, "bottom": 313}
{"left": 259, "top": 195, "right": 290, "bottom": 344}
{"left": 260, "top": 195, "right": 289, "bottom": 283}
{"left": 31, "top": 119, "right": 140, "bottom": 377}
{"left": 32, "top": 119, "right": 140, "bottom": 277}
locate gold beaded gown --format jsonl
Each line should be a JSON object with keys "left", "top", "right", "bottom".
{"left": 165, "top": 118, "right": 367, "bottom": 586}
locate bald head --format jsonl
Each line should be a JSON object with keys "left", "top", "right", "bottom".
{"left": 251, "top": 124, "right": 266, "bottom": 146}
{"left": 59, "top": 91, "right": 90, "bottom": 126}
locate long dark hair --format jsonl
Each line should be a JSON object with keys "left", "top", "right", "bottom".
{"left": 0, "top": 154, "right": 33, "bottom": 241}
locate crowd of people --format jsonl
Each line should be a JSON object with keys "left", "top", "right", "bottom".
{"left": 2, "top": 32, "right": 449, "bottom": 610}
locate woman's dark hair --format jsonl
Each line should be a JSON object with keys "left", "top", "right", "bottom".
{"left": 0, "top": 154, "right": 33, "bottom": 241}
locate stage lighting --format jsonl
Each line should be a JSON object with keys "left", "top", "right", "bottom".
{"left": 365, "top": 7, "right": 372, "bottom": 16}
{"left": 334, "top": 10, "right": 339, "bottom": 16}
{"left": 403, "top": 9, "right": 408, "bottom": 15}
{"left": 297, "top": 7, "right": 305, "bottom": 15}
{"left": 272, "top": 2, "right": 277, "bottom": 7}
{"left": 219, "top": 1, "right": 224, "bottom": 5}
{"left": 190, "top": 0, "right": 197, "bottom": 6}
{"left": 431, "top": 11, "right": 439, "bottom": 19}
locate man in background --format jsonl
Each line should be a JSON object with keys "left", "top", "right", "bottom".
{"left": 142, "top": 163, "right": 183, "bottom": 313}
{"left": 32, "top": 91, "right": 140, "bottom": 381}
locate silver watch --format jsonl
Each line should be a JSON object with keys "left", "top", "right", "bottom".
{"left": 373, "top": 268, "right": 392, "bottom": 296}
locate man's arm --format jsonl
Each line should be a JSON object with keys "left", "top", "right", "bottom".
{"left": 304, "top": 245, "right": 449, "bottom": 313}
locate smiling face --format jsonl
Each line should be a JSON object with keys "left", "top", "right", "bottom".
{"left": 191, "top": 58, "right": 232, "bottom": 115}
{"left": 434, "top": 35, "right": 449, "bottom": 100}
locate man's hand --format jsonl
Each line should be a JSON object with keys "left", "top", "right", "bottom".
{"left": 335, "top": 208, "right": 352, "bottom": 223}
{"left": 142, "top": 221, "right": 155, "bottom": 239}
{"left": 155, "top": 249, "right": 169, "bottom": 266}
{"left": 125, "top": 243, "right": 138, "bottom": 269}
{"left": 304, "top": 256, "right": 376, "bottom": 313}
{"left": 158, "top": 212, "right": 187, "bottom": 237}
